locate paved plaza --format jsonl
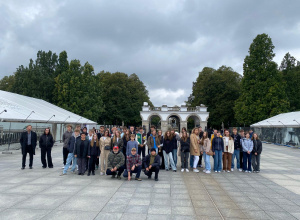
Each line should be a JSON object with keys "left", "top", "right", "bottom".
{"left": 0, "top": 143, "right": 300, "bottom": 220}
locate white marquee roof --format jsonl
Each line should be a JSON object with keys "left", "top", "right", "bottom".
{"left": 251, "top": 111, "right": 300, "bottom": 128}
{"left": 0, "top": 90, "right": 97, "bottom": 124}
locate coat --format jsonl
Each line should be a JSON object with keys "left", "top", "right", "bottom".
{"left": 74, "top": 138, "right": 89, "bottom": 158}
{"left": 163, "top": 138, "right": 173, "bottom": 154}
{"left": 190, "top": 133, "right": 200, "bottom": 156}
{"left": 231, "top": 134, "right": 242, "bottom": 150}
{"left": 223, "top": 137, "right": 234, "bottom": 154}
{"left": 62, "top": 131, "right": 73, "bottom": 148}
{"left": 241, "top": 138, "right": 253, "bottom": 152}
{"left": 252, "top": 139, "right": 262, "bottom": 154}
{"left": 142, "top": 154, "right": 160, "bottom": 168}
{"left": 111, "top": 137, "right": 124, "bottom": 152}
{"left": 39, "top": 134, "right": 54, "bottom": 149}
{"left": 200, "top": 138, "right": 211, "bottom": 153}
{"left": 147, "top": 135, "right": 161, "bottom": 149}
{"left": 107, "top": 151, "right": 125, "bottom": 169}
{"left": 100, "top": 137, "right": 112, "bottom": 151}
{"left": 88, "top": 141, "right": 100, "bottom": 157}
{"left": 20, "top": 131, "right": 37, "bottom": 155}
{"left": 212, "top": 136, "right": 224, "bottom": 152}
{"left": 180, "top": 138, "right": 190, "bottom": 152}
{"left": 67, "top": 135, "right": 80, "bottom": 153}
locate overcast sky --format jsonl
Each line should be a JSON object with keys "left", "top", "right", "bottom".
{"left": 1, "top": 0, "right": 300, "bottom": 106}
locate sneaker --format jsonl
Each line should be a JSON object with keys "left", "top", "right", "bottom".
{"left": 193, "top": 169, "right": 199, "bottom": 173}
{"left": 173, "top": 170, "right": 177, "bottom": 172}
{"left": 245, "top": 170, "right": 248, "bottom": 173}
{"left": 181, "top": 169, "right": 184, "bottom": 172}
{"left": 60, "top": 173, "right": 66, "bottom": 176}
{"left": 203, "top": 169, "right": 207, "bottom": 173}
{"left": 257, "top": 171, "right": 260, "bottom": 173}
{"left": 248, "top": 171, "right": 252, "bottom": 173}
{"left": 205, "top": 170, "right": 211, "bottom": 174}
{"left": 227, "top": 170, "right": 230, "bottom": 173}
{"left": 238, "top": 169, "right": 242, "bottom": 172}
{"left": 185, "top": 169, "right": 189, "bottom": 172}
{"left": 117, "top": 175, "right": 121, "bottom": 180}
{"left": 111, "top": 175, "right": 115, "bottom": 179}
{"left": 231, "top": 168, "right": 234, "bottom": 172}
{"left": 135, "top": 178, "right": 142, "bottom": 181}
{"left": 214, "top": 171, "right": 217, "bottom": 173}
{"left": 62, "top": 166, "right": 65, "bottom": 169}
{"left": 100, "top": 172, "right": 104, "bottom": 175}
{"left": 217, "top": 171, "right": 221, "bottom": 173}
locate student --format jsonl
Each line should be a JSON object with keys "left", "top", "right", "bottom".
{"left": 85, "top": 129, "right": 94, "bottom": 171}
{"left": 198, "top": 127, "right": 204, "bottom": 168}
{"left": 74, "top": 133, "right": 89, "bottom": 175}
{"left": 200, "top": 132, "right": 211, "bottom": 174}
{"left": 62, "top": 125, "right": 73, "bottom": 168}
{"left": 106, "top": 146, "right": 125, "bottom": 179}
{"left": 180, "top": 131, "right": 190, "bottom": 172}
{"left": 242, "top": 132, "right": 253, "bottom": 173}
{"left": 143, "top": 148, "right": 160, "bottom": 181}
{"left": 20, "top": 125, "right": 37, "bottom": 170}
{"left": 61, "top": 129, "right": 80, "bottom": 175}
{"left": 87, "top": 134, "right": 100, "bottom": 176}
{"left": 126, "top": 134, "right": 138, "bottom": 156}
{"left": 121, "top": 126, "right": 127, "bottom": 138}
{"left": 147, "top": 125, "right": 156, "bottom": 139}
{"left": 39, "top": 128, "right": 54, "bottom": 168}
{"left": 122, "top": 129, "right": 130, "bottom": 157}
{"left": 136, "top": 127, "right": 146, "bottom": 158}
{"left": 82, "top": 127, "right": 88, "bottom": 136}
{"left": 170, "top": 129, "right": 180, "bottom": 167}
{"left": 252, "top": 133, "right": 262, "bottom": 173}
{"left": 212, "top": 130, "right": 224, "bottom": 173}
{"left": 190, "top": 127, "right": 201, "bottom": 173}
{"left": 222, "top": 130, "right": 234, "bottom": 172}
{"left": 147, "top": 129, "right": 160, "bottom": 154}
{"left": 111, "top": 130, "right": 124, "bottom": 152}
{"left": 239, "top": 129, "right": 245, "bottom": 170}
{"left": 99, "top": 129, "right": 112, "bottom": 175}
{"left": 125, "top": 148, "right": 142, "bottom": 181}
{"left": 231, "top": 128, "right": 242, "bottom": 171}
{"left": 97, "top": 125, "right": 105, "bottom": 139}
{"left": 157, "top": 130, "right": 165, "bottom": 170}
{"left": 162, "top": 130, "right": 176, "bottom": 171}
{"left": 249, "top": 129, "right": 254, "bottom": 139}
{"left": 129, "top": 126, "right": 135, "bottom": 135}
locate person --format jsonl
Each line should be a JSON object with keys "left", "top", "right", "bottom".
{"left": 222, "top": 130, "right": 234, "bottom": 172}
{"left": 87, "top": 134, "right": 100, "bottom": 176}
{"left": 249, "top": 129, "right": 254, "bottom": 139}
{"left": 171, "top": 129, "right": 180, "bottom": 167}
{"left": 111, "top": 130, "right": 123, "bottom": 152}
{"left": 239, "top": 129, "right": 245, "bottom": 170}
{"left": 81, "top": 127, "right": 88, "bottom": 136}
{"left": 120, "top": 126, "right": 126, "bottom": 138}
{"left": 252, "top": 133, "right": 262, "bottom": 173}
{"left": 125, "top": 148, "right": 142, "bottom": 181}
{"left": 212, "top": 130, "right": 224, "bottom": 173}
{"left": 100, "top": 129, "right": 112, "bottom": 175}
{"left": 62, "top": 125, "right": 73, "bottom": 168}
{"left": 200, "top": 132, "right": 211, "bottom": 174}
{"left": 61, "top": 129, "right": 80, "bottom": 175}
{"left": 147, "top": 129, "right": 160, "bottom": 154}
{"left": 180, "top": 131, "right": 190, "bottom": 172}
{"left": 86, "top": 129, "right": 94, "bottom": 171}
{"left": 74, "top": 133, "right": 89, "bottom": 175}
{"left": 126, "top": 134, "right": 138, "bottom": 156}
{"left": 163, "top": 130, "right": 177, "bottom": 171}
{"left": 106, "top": 146, "right": 125, "bottom": 179}
{"left": 190, "top": 127, "right": 201, "bottom": 173}
{"left": 136, "top": 127, "right": 146, "bottom": 158}
{"left": 198, "top": 126, "right": 204, "bottom": 168}
{"left": 20, "top": 125, "right": 37, "bottom": 169}
{"left": 97, "top": 125, "right": 105, "bottom": 139}
{"left": 157, "top": 130, "right": 165, "bottom": 169}
{"left": 231, "top": 128, "right": 242, "bottom": 172}
{"left": 111, "top": 127, "right": 116, "bottom": 138}
{"left": 143, "top": 148, "right": 160, "bottom": 181}
{"left": 147, "top": 125, "right": 156, "bottom": 139}
{"left": 242, "top": 132, "right": 253, "bottom": 173}
{"left": 39, "top": 128, "right": 54, "bottom": 168}
{"left": 122, "top": 129, "right": 130, "bottom": 157}
{"left": 129, "top": 126, "right": 135, "bottom": 135}
{"left": 211, "top": 129, "right": 222, "bottom": 145}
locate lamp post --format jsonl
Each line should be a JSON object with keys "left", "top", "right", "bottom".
{"left": 0, "top": 109, "right": 7, "bottom": 115}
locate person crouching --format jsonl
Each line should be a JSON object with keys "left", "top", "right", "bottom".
{"left": 106, "top": 146, "right": 125, "bottom": 179}
{"left": 125, "top": 148, "right": 142, "bottom": 181}
{"left": 143, "top": 148, "right": 160, "bottom": 181}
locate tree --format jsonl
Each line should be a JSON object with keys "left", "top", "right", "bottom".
{"left": 234, "top": 34, "right": 290, "bottom": 125}
{"left": 0, "top": 75, "right": 15, "bottom": 91}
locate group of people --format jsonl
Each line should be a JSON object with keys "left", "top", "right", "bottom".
{"left": 20, "top": 124, "right": 263, "bottom": 181}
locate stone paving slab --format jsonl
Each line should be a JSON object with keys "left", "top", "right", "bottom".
{"left": 0, "top": 143, "right": 300, "bottom": 219}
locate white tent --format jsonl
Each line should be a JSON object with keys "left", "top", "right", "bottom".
{"left": 0, "top": 90, "right": 96, "bottom": 124}
{"left": 251, "top": 111, "right": 300, "bottom": 128}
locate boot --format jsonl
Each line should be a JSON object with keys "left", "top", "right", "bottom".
{"left": 87, "top": 171, "right": 90, "bottom": 176}
{"left": 92, "top": 171, "right": 95, "bottom": 175}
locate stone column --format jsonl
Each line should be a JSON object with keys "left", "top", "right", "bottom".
{"left": 161, "top": 120, "right": 169, "bottom": 133}
{"left": 181, "top": 121, "right": 188, "bottom": 130}
{"left": 142, "top": 120, "right": 149, "bottom": 134}
{"left": 200, "top": 121, "right": 208, "bottom": 131}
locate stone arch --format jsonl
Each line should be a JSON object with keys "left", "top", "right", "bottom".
{"left": 166, "top": 113, "right": 183, "bottom": 122}
{"left": 147, "top": 113, "right": 163, "bottom": 122}
{"left": 185, "top": 113, "right": 202, "bottom": 122}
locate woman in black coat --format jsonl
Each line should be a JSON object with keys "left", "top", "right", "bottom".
{"left": 252, "top": 133, "right": 262, "bottom": 173}
{"left": 39, "top": 128, "right": 54, "bottom": 168}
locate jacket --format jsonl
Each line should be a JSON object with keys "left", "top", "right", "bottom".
{"left": 100, "top": 137, "right": 112, "bottom": 151}
{"left": 252, "top": 139, "right": 262, "bottom": 154}
{"left": 212, "top": 136, "right": 224, "bottom": 152}
{"left": 242, "top": 138, "right": 253, "bottom": 152}
{"left": 180, "top": 138, "right": 190, "bottom": 152}
{"left": 136, "top": 133, "right": 147, "bottom": 146}
{"left": 190, "top": 133, "right": 200, "bottom": 156}
{"left": 88, "top": 141, "right": 100, "bottom": 157}
{"left": 163, "top": 138, "right": 173, "bottom": 154}
{"left": 67, "top": 135, "right": 80, "bottom": 153}
{"left": 211, "top": 134, "right": 222, "bottom": 145}
{"left": 107, "top": 151, "right": 125, "bottom": 169}
{"left": 142, "top": 154, "right": 160, "bottom": 168}
{"left": 231, "top": 134, "right": 241, "bottom": 150}
{"left": 74, "top": 138, "right": 89, "bottom": 158}
{"left": 172, "top": 133, "right": 180, "bottom": 150}
{"left": 111, "top": 137, "right": 124, "bottom": 152}
{"left": 126, "top": 141, "right": 138, "bottom": 156}
{"left": 147, "top": 135, "right": 160, "bottom": 149}
{"left": 126, "top": 154, "right": 142, "bottom": 171}
{"left": 63, "top": 131, "right": 73, "bottom": 148}
{"left": 200, "top": 138, "right": 211, "bottom": 153}
{"left": 39, "top": 134, "right": 54, "bottom": 149}
{"left": 20, "top": 131, "right": 37, "bottom": 155}
{"left": 222, "top": 137, "right": 234, "bottom": 154}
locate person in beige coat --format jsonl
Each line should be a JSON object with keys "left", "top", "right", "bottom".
{"left": 100, "top": 129, "right": 112, "bottom": 175}
{"left": 222, "top": 130, "right": 234, "bottom": 172}
{"left": 190, "top": 127, "right": 200, "bottom": 173}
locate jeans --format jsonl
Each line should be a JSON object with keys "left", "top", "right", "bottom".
{"left": 106, "top": 165, "right": 125, "bottom": 176}
{"left": 63, "top": 153, "right": 77, "bottom": 174}
{"left": 77, "top": 158, "right": 86, "bottom": 174}
{"left": 252, "top": 154, "right": 261, "bottom": 171}
{"left": 243, "top": 152, "right": 252, "bottom": 171}
{"left": 181, "top": 152, "right": 189, "bottom": 169}
{"left": 204, "top": 152, "right": 211, "bottom": 171}
{"left": 22, "top": 145, "right": 33, "bottom": 168}
{"left": 172, "top": 149, "right": 178, "bottom": 166}
{"left": 214, "top": 150, "right": 222, "bottom": 172}
{"left": 231, "top": 149, "right": 240, "bottom": 169}
{"left": 193, "top": 155, "right": 199, "bottom": 168}
{"left": 144, "top": 165, "right": 159, "bottom": 179}
{"left": 123, "top": 166, "right": 142, "bottom": 178}
{"left": 190, "top": 155, "right": 194, "bottom": 168}
{"left": 163, "top": 150, "right": 176, "bottom": 171}
{"left": 41, "top": 147, "right": 53, "bottom": 168}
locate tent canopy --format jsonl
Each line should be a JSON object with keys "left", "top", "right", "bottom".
{"left": 251, "top": 111, "right": 300, "bottom": 128}
{"left": 0, "top": 90, "right": 97, "bottom": 124}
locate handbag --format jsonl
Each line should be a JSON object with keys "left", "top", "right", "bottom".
{"left": 104, "top": 145, "right": 111, "bottom": 151}
{"left": 206, "top": 150, "right": 214, "bottom": 156}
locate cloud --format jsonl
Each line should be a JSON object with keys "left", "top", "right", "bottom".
{"left": 148, "top": 88, "right": 186, "bottom": 106}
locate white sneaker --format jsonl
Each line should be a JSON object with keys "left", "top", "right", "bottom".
{"left": 218, "top": 171, "right": 221, "bottom": 173}
{"left": 203, "top": 169, "right": 207, "bottom": 173}
{"left": 205, "top": 170, "right": 211, "bottom": 174}
{"left": 193, "top": 169, "right": 200, "bottom": 173}
{"left": 62, "top": 166, "right": 65, "bottom": 169}
{"left": 214, "top": 171, "right": 217, "bottom": 173}
{"left": 231, "top": 168, "right": 234, "bottom": 172}
{"left": 222, "top": 170, "right": 226, "bottom": 172}
{"left": 245, "top": 170, "right": 249, "bottom": 173}
{"left": 100, "top": 172, "right": 104, "bottom": 175}
{"left": 239, "top": 169, "right": 242, "bottom": 172}
{"left": 181, "top": 169, "right": 184, "bottom": 172}
{"left": 227, "top": 170, "right": 230, "bottom": 173}
{"left": 185, "top": 169, "right": 189, "bottom": 172}
{"left": 248, "top": 171, "right": 252, "bottom": 173}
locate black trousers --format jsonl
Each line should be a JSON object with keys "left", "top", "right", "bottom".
{"left": 144, "top": 165, "right": 160, "bottom": 179}
{"left": 95, "top": 156, "right": 99, "bottom": 166}
{"left": 198, "top": 154, "right": 202, "bottom": 166}
{"left": 158, "top": 150, "right": 165, "bottom": 169}
{"left": 88, "top": 155, "right": 97, "bottom": 172}
{"left": 240, "top": 151, "right": 243, "bottom": 169}
{"left": 106, "top": 165, "right": 125, "bottom": 176}
{"left": 22, "top": 145, "right": 33, "bottom": 168}
{"left": 41, "top": 147, "right": 53, "bottom": 168}
{"left": 63, "top": 148, "right": 69, "bottom": 165}
{"left": 138, "top": 146, "right": 146, "bottom": 158}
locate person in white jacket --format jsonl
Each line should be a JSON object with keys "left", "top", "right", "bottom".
{"left": 242, "top": 132, "right": 253, "bottom": 173}
{"left": 222, "top": 130, "right": 234, "bottom": 172}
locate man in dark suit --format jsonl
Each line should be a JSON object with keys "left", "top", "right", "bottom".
{"left": 20, "top": 125, "right": 37, "bottom": 169}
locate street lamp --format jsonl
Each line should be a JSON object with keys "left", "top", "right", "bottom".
{"left": 46, "top": 115, "right": 55, "bottom": 123}
{"left": 0, "top": 109, "right": 7, "bottom": 115}
{"left": 24, "top": 111, "right": 35, "bottom": 123}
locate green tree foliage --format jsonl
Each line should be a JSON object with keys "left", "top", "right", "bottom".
{"left": 0, "top": 75, "right": 15, "bottom": 91}
{"left": 280, "top": 53, "right": 300, "bottom": 111}
{"left": 234, "top": 34, "right": 290, "bottom": 125}
{"left": 189, "top": 66, "right": 241, "bottom": 128}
